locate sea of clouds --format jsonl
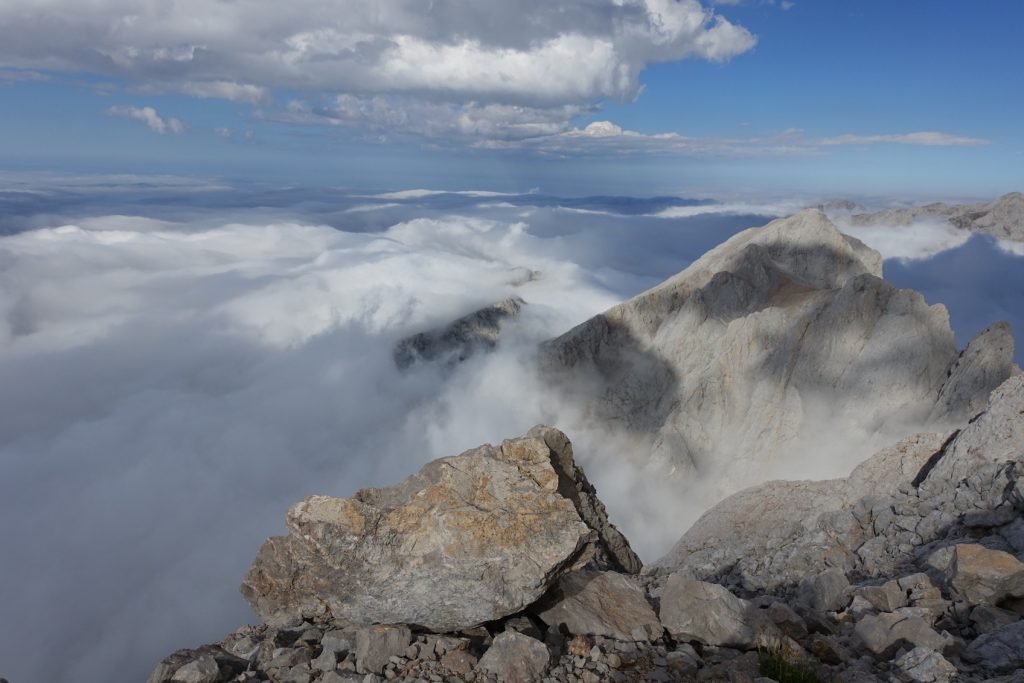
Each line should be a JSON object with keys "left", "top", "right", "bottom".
{"left": 1, "top": 176, "right": 1022, "bottom": 683}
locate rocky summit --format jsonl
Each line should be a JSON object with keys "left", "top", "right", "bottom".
{"left": 150, "top": 212, "right": 1024, "bottom": 683}
{"left": 541, "top": 209, "right": 1016, "bottom": 499}
{"left": 151, "top": 373, "right": 1024, "bottom": 683}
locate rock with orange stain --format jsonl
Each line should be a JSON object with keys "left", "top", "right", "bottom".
{"left": 241, "top": 426, "right": 640, "bottom": 631}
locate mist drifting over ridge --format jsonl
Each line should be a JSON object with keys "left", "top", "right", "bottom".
{"left": 1, "top": 176, "right": 1023, "bottom": 683}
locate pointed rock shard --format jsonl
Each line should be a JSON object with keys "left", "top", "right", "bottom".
{"left": 527, "top": 425, "right": 642, "bottom": 574}
{"left": 931, "top": 321, "right": 1018, "bottom": 423}
{"left": 241, "top": 427, "right": 639, "bottom": 631}
{"left": 921, "top": 374, "right": 1024, "bottom": 486}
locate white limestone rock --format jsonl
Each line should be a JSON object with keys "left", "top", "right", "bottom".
{"left": 542, "top": 210, "right": 1007, "bottom": 507}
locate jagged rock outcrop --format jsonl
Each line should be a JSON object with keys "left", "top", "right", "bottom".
{"left": 931, "top": 322, "right": 1021, "bottom": 422}
{"left": 151, "top": 407, "right": 1024, "bottom": 682}
{"left": 394, "top": 297, "right": 524, "bottom": 368}
{"left": 541, "top": 209, "right": 1014, "bottom": 500}
{"left": 241, "top": 426, "right": 640, "bottom": 632}
{"left": 846, "top": 192, "right": 1024, "bottom": 243}
{"left": 651, "top": 431, "right": 954, "bottom": 589}
{"left": 653, "top": 375, "right": 1024, "bottom": 594}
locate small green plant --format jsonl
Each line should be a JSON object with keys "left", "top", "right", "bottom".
{"left": 757, "top": 645, "right": 825, "bottom": 683}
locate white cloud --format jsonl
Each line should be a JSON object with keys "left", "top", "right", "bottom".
{"left": 0, "top": 1, "right": 756, "bottom": 146}
{"left": 280, "top": 95, "right": 588, "bottom": 141}
{"left": 0, "top": 68, "right": 50, "bottom": 83}
{"left": 837, "top": 219, "right": 973, "bottom": 260}
{"left": 476, "top": 121, "right": 991, "bottom": 157}
{"left": 180, "top": 80, "right": 269, "bottom": 104}
{"left": 213, "top": 127, "right": 233, "bottom": 138}
{"left": 819, "top": 131, "right": 990, "bottom": 147}
{"left": 106, "top": 105, "right": 184, "bottom": 135}
{"left": 0, "top": 1, "right": 753, "bottom": 107}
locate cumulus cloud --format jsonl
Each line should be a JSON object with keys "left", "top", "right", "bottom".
{"left": 0, "top": 0, "right": 754, "bottom": 141}
{"left": 106, "top": 105, "right": 185, "bottom": 134}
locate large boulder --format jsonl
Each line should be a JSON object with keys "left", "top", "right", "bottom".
{"left": 241, "top": 426, "right": 640, "bottom": 631}
{"left": 944, "top": 544, "right": 1024, "bottom": 605}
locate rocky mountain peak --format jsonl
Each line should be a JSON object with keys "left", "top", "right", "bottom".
{"left": 541, "top": 210, "right": 1011, "bottom": 503}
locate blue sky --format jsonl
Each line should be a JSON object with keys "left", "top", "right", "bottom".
{"left": 0, "top": 0, "right": 1021, "bottom": 197}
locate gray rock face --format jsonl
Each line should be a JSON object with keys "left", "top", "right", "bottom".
{"left": 354, "top": 626, "right": 411, "bottom": 675}
{"left": 944, "top": 543, "right": 1024, "bottom": 605}
{"left": 241, "top": 426, "right": 639, "bottom": 631}
{"left": 394, "top": 297, "right": 523, "bottom": 368}
{"left": 894, "top": 647, "right": 957, "bottom": 683}
{"left": 967, "top": 620, "right": 1024, "bottom": 672}
{"left": 853, "top": 613, "right": 954, "bottom": 658}
{"left": 654, "top": 374, "right": 1024, "bottom": 593}
{"left": 798, "top": 567, "right": 851, "bottom": 613}
{"left": 652, "top": 431, "right": 951, "bottom": 589}
{"left": 476, "top": 631, "right": 550, "bottom": 683}
{"left": 931, "top": 322, "right": 1019, "bottom": 422}
{"left": 536, "top": 570, "right": 663, "bottom": 642}
{"left": 658, "top": 574, "right": 778, "bottom": 649}
{"left": 542, "top": 210, "right": 1007, "bottom": 508}
{"left": 923, "top": 374, "right": 1024, "bottom": 484}
{"left": 847, "top": 192, "right": 1024, "bottom": 243}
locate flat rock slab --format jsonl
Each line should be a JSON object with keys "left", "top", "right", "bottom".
{"left": 945, "top": 543, "right": 1024, "bottom": 605}
{"left": 854, "top": 612, "right": 954, "bottom": 658}
{"left": 241, "top": 427, "right": 639, "bottom": 631}
{"left": 658, "top": 574, "right": 777, "bottom": 649}
{"left": 967, "top": 620, "right": 1024, "bottom": 673}
{"left": 355, "top": 625, "right": 411, "bottom": 675}
{"left": 146, "top": 646, "right": 247, "bottom": 683}
{"left": 537, "top": 570, "right": 663, "bottom": 641}
{"left": 477, "top": 630, "right": 550, "bottom": 683}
